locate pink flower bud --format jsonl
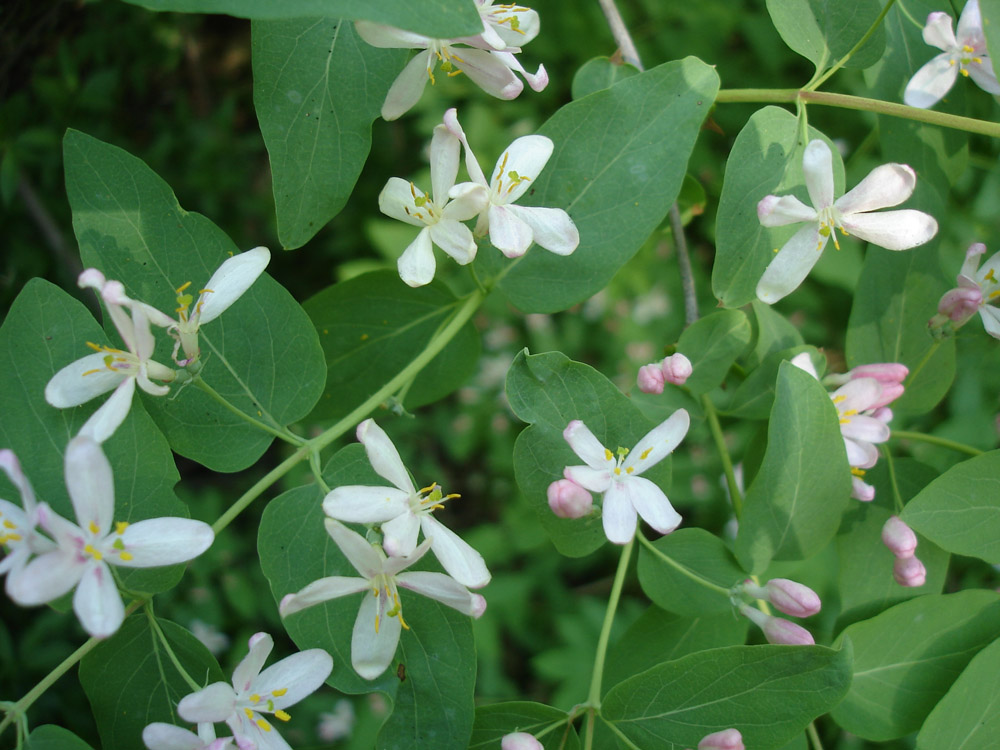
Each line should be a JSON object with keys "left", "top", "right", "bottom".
{"left": 872, "top": 407, "right": 893, "bottom": 423}
{"left": 637, "top": 363, "right": 666, "bottom": 394}
{"left": 893, "top": 555, "right": 926, "bottom": 587}
{"left": 848, "top": 363, "right": 909, "bottom": 385}
{"left": 870, "top": 382, "right": 904, "bottom": 409}
{"left": 698, "top": 728, "right": 745, "bottom": 750}
{"left": 501, "top": 732, "right": 543, "bottom": 750}
{"left": 763, "top": 616, "right": 815, "bottom": 646}
{"left": 661, "top": 353, "right": 693, "bottom": 385}
{"left": 851, "top": 475, "right": 875, "bottom": 502}
{"left": 882, "top": 516, "right": 918, "bottom": 558}
{"left": 937, "top": 286, "right": 982, "bottom": 323}
{"left": 547, "top": 479, "right": 593, "bottom": 519}
{"left": 765, "top": 578, "right": 821, "bottom": 618}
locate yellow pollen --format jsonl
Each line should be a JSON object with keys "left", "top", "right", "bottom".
{"left": 974, "top": 56, "right": 983, "bottom": 64}
{"left": 88, "top": 521, "right": 100, "bottom": 534}
{"left": 604, "top": 449, "right": 613, "bottom": 461}
{"left": 625, "top": 467, "right": 634, "bottom": 474}
{"left": 84, "top": 544, "right": 103, "bottom": 561}
{"left": 81, "top": 368, "right": 104, "bottom": 377}
{"left": 4, "top": 533, "right": 22, "bottom": 542}
{"left": 851, "top": 467, "right": 866, "bottom": 477}
{"left": 115, "top": 521, "right": 129, "bottom": 534}
{"left": 773, "top": 247, "right": 780, "bottom": 253}
{"left": 961, "top": 69, "right": 970, "bottom": 77}
{"left": 985, "top": 269, "right": 996, "bottom": 283}
{"left": 245, "top": 708, "right": 254, "bottom": 720}
{"left": 963, "top": 45, "right": 975, "bottom": 53}
{"left": 832, "top": 394, "right": 847, "bottom": 404}
{"left": 119, "top": 551, "right": 133, "bottom": 561}
{"left": 839, "top": 418, "right": 851, "bottom": 425}
{"left": 418, "top": 482, "right": 437, "bottom": 494}
{"left": 640, "top": 447, "right": 652, "bottom": 460}
{"left": 275, "top": 709, "right": 291, "bottom": 722}
{"left": 3, "top": 520, "right": 16, "bottom": 529}
{"left": 375, "top": 614, "right": 380, "bottom": 634}
{"left": 613, "top": 467, "right": 621, "bottom": 476}
{"left": 842, "top": 409, "right": 858, "bottom": 417}
{"left": 249, "top": 693, "right": 261, "bottom": 703}
{"left": 989, "top": 290, "right": 1000, "bottom": 300}
{"left": 176, "top": 281, "right": 192, "bottom": 295}
{"left": 272, "top": 688, "right": 287, "bottom": 696}
{"left": 256, "top": 719, "right": 272, "bottom": 732}
{"left": 199, "top": 287, "right": 213, "bottom": 295}
{"left": 950, "top": 59, "right": 957, "bottom": 66}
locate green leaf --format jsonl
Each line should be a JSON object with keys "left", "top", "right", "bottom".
{"left": 116, "top": 0, "right": 484, "bottom": 36}
{"left": 916, "top": 636, "right": 1000, "bottom": 750}
{"left": 735, "top": 362, "right": 852, "bottom": 573}
{"left": 471, "top": 702, "right": 579, "bottom": 750}
{"left": 712, "top": 107, "right": 843, "bottom": 308}
{"left": 492, "top": 57, "right": 719, "bottom": 313}
{"left": 765, "top": 0, "right": 886, "bottom": 70}
{"left": 303, "top": 271, "right": 480, "bottom": 422}
{"left": 252, "top": 19, "right": 405, "bottom": 249}
{"left": 79, "top": 615, "right": 225, "bottom": 749}
{"left": 723, "top": 345, "right": 821, "bottom": 420}
{"left": 832, "top": 590, "right": 1000, "bottom": 740}
{"left": 676, "top": 309, "right": 751, "bottom": 394}
{"left": 570, "top": 56, "right": 640, "bottom": 99}
{"left": 602, "top": 643, "right": 853, "bottom": 749}
{"left": 637, "top": 529, "right": 745, "bottom": 616}
{"left": 747, "top": 300, "right": 805, "bottom": 368}
{"left": 0, "top": 280, "right": 187, "bottom": 594}
{"left": 63, "top": 129, "right": 325, "bottom": 471}
{"left": 507, "top": 350, "right": 673, "bottom": 557}
{"left": 901, "top": 450, "right": 1000, "bottom": 564}
{"left": 846, "top": 244, "right": 955, "bottom": 415}
{"left": 26, "top": 726, "right": 95, "bottom": 750}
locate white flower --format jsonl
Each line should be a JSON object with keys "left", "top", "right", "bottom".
{"left": 904, "top": 0, "right": 1000, "bottom": 108}
{"left": 142, "top": 722, "right": 233, "bottom": 750}
{"left": 323, "top": 419, "right": 489, "bottom": 588}
{"left": 756, "top": 140, "right": 938, "bottom": 304}
{"left": 45, "top": 271, "right": 176, "bottom": 443}
{"left": 561, "top": 411, "right": 690, "bottom": 544}
{"left": 476, "top": 1, "right": 541, "bottom": 50}
{"left": 443, "top": 108, "right": 579, "bottom": 259}
{"left": 378, "top": 124, "right": 488, "bottom": 287}
{"left": 177, "top": 632, "right": 333, "bottom": 750}
{"left": 0, "top": 449, "right": 55, "bottom": 590}
{"left": 280, "top": 520, "right": 486, "bottom": 681}
{"left": 5, "top": 437, "right": 214, "bottom": 638}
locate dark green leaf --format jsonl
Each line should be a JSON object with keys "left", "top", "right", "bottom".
{"left": 570, "top": 56, "right": 640, "bottom": 99}
{"left": 471, "top": 702, "right": 579, "bottom": 750}
{"left": 676, "top": 310, "right": 751, "bottom": 394}
{"left": 26, "top": 726, "right": 95, "bottom": 750}
{"left": 766, "top": 0, "right": 886, "bottom": 70}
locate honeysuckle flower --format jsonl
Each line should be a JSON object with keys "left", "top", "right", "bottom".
{"left": 443, "top": 108, "right": 578, "bottom": 258}
{"left": 825, "top": 362, "right": 909, "bottom": 409}
{"left": 904, "top": 0, "right": 1000, "bottom": 108}
{"left": 378, "top": 124, "right": 488, "bottom": 287}
{"left": 316, "top": 699, "right": 355, "bottom": 742}
{"left": 756, "top": 140, "right": 938, "bottom": 303}
{"left": 931, "top": 243, "right": 1000, "bottom": 339}
{"left": 45, "top": 271, "right": 176, "bottom": 443}
{"left": 561, "top": 410, "right": 689, "bottom": 544}
{"left": 546, "top": 478, "right": 593, "bottom": 519}
{"left": 323, "top": 419, "right": 490, "bottom": 588}
{"left": 501, "top": 732, "right": 544, "bottom": 750}
{"left": 5, "top": 437, "right": 214, "bottom": 638}
{"left": 142, "top": 722, "right": 233, "bottom": 750}
{"left": 177, "top": 632, "right": 333, "bottom": 750}
{"left": 697, "top": 729, "right": 745, "bottom": 750}
{"left": 136, "top": 247, "right": 270, "bottom": 366}
{"left": 893, "top": 555, "right": 927, "bottom": 587}
{"left": 882, "top": 515, "right": 918, "bottom": 559}
{"left": 0, "top": 450, "right": 55, "bottom": 589}
{"left": 738, "top": 603, "right": 815, "bottom": 645}
{"left": 739, "top": 578, "right": 821, "bottom": 618}
{"left": 476, "top": 1, "right": 541, "bottom": 49}
{"left": 279, "top": 520, "right": 486, "bottom": 680}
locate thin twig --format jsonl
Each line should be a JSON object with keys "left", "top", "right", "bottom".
{"left": 18, "top": 176, "right": 82, "bottom": 281}
{"left": 596, "top": 0, "right": 641, "bottom": 68}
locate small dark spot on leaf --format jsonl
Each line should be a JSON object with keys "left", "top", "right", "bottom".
{"left": 397, "top": 664, "right": 406, "bottom": 681}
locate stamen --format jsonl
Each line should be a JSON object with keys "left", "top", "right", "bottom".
{"left": 88, "top": 521, "right": 100, "bottom": 534}
{"left": 119, "top": 551, "right": 133, "bottom": 561}
{"left": 839, "top": 417, "right": 851, "bottom": 425}
{"left": 272, "top": 688, "right": 288, "bottom": 697}
{"left": 3, "top": 520, "right": 16, "bottom": 529}
{"left": 275, "top": 710, "right": 291, "bottom": 722}
{"left": 625, "top": 467, "right": 634, "bottom": 474}
{"left": 175, "top": 281, "right": 192, "bottom": 295}
{"left": 249, "top": 693, "right": 261, "bottom": 703}
{"left": 841, "top": 409, "right": 858, "bottom": 417}
{"left": 850, "top": 467, "right": 866, "bottom": 477}
{"left": 83, "top": 544, "right": 103, "bottom": 561}
{"left": 613, "top": 467, "right": 621, "bottom": 476}
{"left": 245, "top": 708, "right": 254, "bottom": 720}
{"left": 603, "top": 449, "right": 613, "bottom": 461}
{"left": 639, "top": 447, "right": 652, "bottom": 460}
{"left": 256, "top": 719, "right": 272, "bottom": 732}
{"left": 832, "top": 395, "right": 847, "bottom": 404}
{"left": 115, "top": 521, "right": 129, "bottom": 534}
{"left": 962, "top": 45, "right": 975, "bottom": 53}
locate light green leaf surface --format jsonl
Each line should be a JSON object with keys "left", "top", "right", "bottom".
{"left": 747, "top": 300, "right": 805, "bottom": 368}
{"left": 724, "top": 345, "right": 820, "bottom": 420}
{"left": 675, "top": 309, "right": 751, "bottom": 394}
{"left": 471, "top": 702, "right": 579, "bottom": 750}
{"left": 765, "top": 0, "right": 886, "bottom": 70}
{"left": 63, "top": 129, "right": 325, "bottom": 471}
{"left": 735, "top": 362, "right": 851, "bottom": 573}
{"left": 832, "top": 590, "right": 1000, "bottom": 740}
{"left": 901, "top": 450, "right": 1000, "bottom": 563}
{"left": 570, "top": 56, "right": 640, "bottom": 99}
{"left": 26, "top": 726, "right": 95, "bottom": 750}
{"left": 491, "top": 57, "right": 719, "bottom": 313}
{"left": 602, "top": 643, "right": 853, "bottom": 750}
{"left": 252, "top": 19, "right": 405, "bottom": 249}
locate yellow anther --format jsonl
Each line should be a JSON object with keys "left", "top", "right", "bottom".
{"left": 839, "top": 418, "right": 851, "bottom": 425}
{"left": 963, "top": 45, "right": 975, "bottom": 53}
{"left": 115, "top": 521, "right": 129, "bottom": 534}
{"left": 842, "top": 409, "right": 858, "bottom": 417}
{"left": 4, "top": 533, "right": 21, "bottom": 543}
{"left": 86, "top": 341, "right": 104, "bottom": 352}
{"left": 275, "top": 710, "right": 291, "bottom": 722}
{"left": 613, "top": 467, "right": 621, "bottom": 476}
{"left": 88, "top": 521, "right": 100, "bottom": 534}
{"left": 119, "top": 551, "right": 133, "bottom": 561}
{"left": 3, "top": 520, "right": 16, "bottom": 529}
{"left": 989, "top": 290, "right": 1000, "bottom": 300}
{"left": 832, "top": 394, "right": 847, "bottom": 404}
{"left": 245, "top": 708, "right": 255, "bottom": 720}
{"left": 418, "top": 482, "right": 438, "bottom": 494}
{"left": 250, "top": 693, "right": 261, "bottom": 703}
{"left": 640, "top": 447, "right": 652, "bottom": 460}
{"left": 375, "top": 614, "right": 380, "bottom": 634}
{"left": 604, "top": 449, "right": 613, "bottom": 461}
{"left": 199, "top": 287, "right": 213, "bottom": 295}
{"left": 974, "top": 57, "right": 983, "bottom": 64}
{"left": 985, "top": 269, "right": 996, "bottom": 283}
{"left": 625, "top": 467, "right": 634, "bottom": 474}
{"left": 272, "top": 688, "right": 287, "bottom": 697}
{"left": 961, "top": 69, "right": 970, "bottom": 77}
{"left": 84, "top": 544, "right": 103, "bottom": 561}
{"left": 175, "top": 281, "right": 192, "bottom": 295}
{"left": 851, "top": 467, "right": 866, "bottom": 477}
{"left": 256, "top": 719, "right": 272, "bottom": 732}
{"left": 81, "top": 368, "right": 103, "bottom": 377}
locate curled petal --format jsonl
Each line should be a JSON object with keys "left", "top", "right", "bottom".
{"left": 636, "top": 364, "right": 665, "bottom": 394}
{"left": 802, "top": 140, "right": 834, "bottom": 210}
{"left": 65, "top": 436, "right": 114, "bottom": 535}
{"left": 505, "top": 205, "right": 579, "bottom": 256}
{"left": 397, "top": 228, "right": 437, "bottom": 288}
{"left": 420, "top": 515, "right": 491, "bottom": 588}
{"left": 396, "top": 570, "right": 484, "bottom": 615}
{"left": 198, "top": 247, "right": 270, "bottom": 324}
{"left": 923, "top": 11, "right": 958, "bottom": 51}
{"left": 74, "top": 561, "right": 125, "bottom": 637}
{"left": 757, "top": 195, "right": 816, "bottom": 227}
{"left": 279, "top": 576, "right": 370, "bottom": 617}
{"left": 840, "top": 209, "right": 938, "bottom": 251}
{"left": 624, "top": 409, "right": 690, "bottom": 476}
{"left": 356, "top": 419, "right": 414, "bottom": 493}
{"left": 379, "top": 178, "right": 428, "bottom": 227}
{"left": 563, "top": 420, "right": 613, "bottom": 469}
{"left": 625, "top": 476, "right": 682, "bottom": 536}
{"left": 352, "top": 591, "right": 401, "bottom": 680}
{"left": 836, "top": 164, "right": 916, "bottom": 214}
{"left": 45, "top": 352, "right": 124, "bottom": 408}
{"left": 979, "top": 305, "right": 1000, "bottom": 338}
{"left": 844, "top": 437, "right": 879, "bottom": 469}
{"left": 851, "top": 475, "right": 876, "bottom": 502}
{"left": 601, "top": 483, "right": 638, "bottom": 544}
{"left": 323, "top": 485, "right": 410, "bottom": 524}
{"left": 961, "top": 242, "right": 988, "bottom": 279}
{"left": 381, "top": 511, "right": 421, "bottom": 558}
{"left": 756, "top": 224, "right": 828, "bottom": 304}
{"left": 253, "top": 649, "right": 333, "bottom": 709}
{"left": 904, "top": 55, "right": 959, "bottom": 108}
{"left": 79, "top": 377, "right": 137, "bottom": 444}
{"left": 430, "top": 124, "right": 461, "bottom": 205}
{"left": 457, "top": 48, "right": 523, "bottom": 99}
{"left": 178, "top": 682, "right": 239, "bottom": 723}
{"left": 233, "top": 632, "right": 273, "bottom": 693}
{"left": 493, "top": 50, "right": 548, "bottom": 91}
{"left": 0, "top": 450, "right": 35, "bottom": 512}
{"left": 831, "top": 377, "right": 883, "bottom": 413}
{"left": 116, "top": 517, "right": 214, "bottom": 567}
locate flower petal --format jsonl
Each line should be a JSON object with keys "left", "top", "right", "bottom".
{"left": 836, "top": 164, "right": 916, "bottom": 215}
{"left": 831, "top": 377, "right": 882, "bottom": 413}
{"left": 397, "top": 228, "right": 437, "bottom": 288}
{"left": 253, "top": 649, "right": 333, "bottom": 709}
{"left": 841, "top": 415, "right": 890, "bottom": 444}
{"left": 379, "top": 177, "right": 428, "bottom": 227}
{"left": 351, "top": 592, "right": 401, "bottom": 680}
{"left": 78, "top": 377, "right": 136, "bottom": 444}
{"left": 324, "top": 519, "right": 382, "bottom": 578}
{"left": 562, "top": 420, "right": 614, "bottom": 469}
{"left": 141, "top": 723, "right": 206, "bottom": 750}
{"left": 923, "top": 11, "right": 958, "bottom": 51}
{"left": 115, "top": 518, "right": 214, "bottom": 567}
{"left": 601, "top": 483, "right": 638, "bottom": 544}
{"left": 757, "top": 195, "right": 816, "bottom": 227}
{"left": 482, "top": 7, "right": 540, "bottom": 47}
{"left": 487, "top": 204, "right": 534, "bottom": 258}
{"left": 74, "top": 561, "right": 125, "bottom": 637}
{"left": 904, "top": 55, "right": 959, "bottom": 108}
{"left": 625, "top": 477, "right": 682, "bottom": 535}
{"left": 979, "top": 305, "right": 1000, "bottom": 338}
{"left": 233, "top": 632, "right": 273, "bottom": 693}
{"left": 844, "top": 437, "right": 878, "bottom": 468}
{"left": 492, "top": 50, "right": 548, "bottom": 91}
{"left": 756, "top": 224, "right": 827, "bottom": 304}
{"left": 356, "top": 419, "right": 415, "bottom": 493}
{"left": 198, "top": 247, "right": 270, "bottom": 324}
{"left": 382, "top": 537, "right": 433, "bottom": 576}
{"left": 430, "top": 125, "right": 461, "bottom": 206}
{"left": 396, "top": 570, "right": 483, "bottom": 615}
{"left": 802, "top": 140, "right": 834, "bottom": 210}
{"left": 353, "top": 21, "right": 429, "bottom": 48}
{"left": 420, "top": 515, "right": 491, "bottom": 588}
{"left": 381, "top": 50, "right": 433, "bottom": 121}
{"left": 0, "top": 449, "right": 36, "bottom": 512}
{"left": 491, "top": 135, "right": 553, "bottom": 204}
{"left": 442, "top": 182, "right": 489, "bottom": 220}
{"left": 967, "top": 58, "right": 1000, "bottom": 94}
{"left": 279, "top": 576, "right": 370, "bottom": 617}
{"left": 429, "top": 220, "right": 478, "bottom": 265}
{"left": 564, "top": 465, "right": 611, "bottom": 493}
{"left": 505, "top": 205, "right": 579, "bottom": 256}
{"left": 839, "top": 209, "right": 938, "bottom": 251}
{"left": 6, "top": 548, "right": 83, "bottom": 605}
{"left": 442, "top": 108, "right": 488, "bottom": 185}
{"left": 323, "top": 485, "right": 410, "bottom": 523}
{"left": 456, "top": 48, "right": 523, "bottom": 99}
{"left": 45, "top": 352, "right": 124, "bottom": 408}
{"left": 958, "top": 1, "right": 984, "bottom": 47}
{"left": 178, "top": 682, "right": 239, "bottom": 723}
{"left": 381, "top": 511, "right": 421, "bottom": 558}
{"left": 65, "top": 436, "right": 114, "bottom": 535}
{"left": 624, "top": 409, "right": 690, "bottom": 476}
{"left": 790, "top": 351, "right": 819, "bottom": 379}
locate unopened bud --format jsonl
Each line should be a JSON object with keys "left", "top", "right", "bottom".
{"left": 637, "top": 363, "right": 666, "bottom": 394}
{"left": 738, "top": 604, "right": 814, "bottom": 645}
{"left": 698, "top": 728, "right": 745, "bottom": 750}
{"left": 851, "top": 475, "right": 875, "bottom": 502}
{"left": 881, "top": 516, "right": 917, "bottom": 558}
{"left": 501, "top": 732, "right": 543, "bottom": 750}
{"left": 848, "top": 363, "right": 909, "bottom": 385}
{"left": 661, "top": 353, "right": 693, "bottom": 385}
{"left": 765, "top": 579, "right": 821, "bottom": 618}
{"left": 870, "top": 382, "right": 904, "bottom": 409}
{"left": 893, "top": 555, "right": 926, "bottom": 587}
{"left": 547, "top": 479, "right": 593, "bottom": 519}
{"left": 937, "top": 286, "right": 982, "bottom": 324}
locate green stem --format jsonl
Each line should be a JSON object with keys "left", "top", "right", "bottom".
{"left": 145, "top": 603, "right": 201, "bottom": 692}
{"left": 309, "top": 449, "right": 331, "bottom": 494}
{"left": 702, "top": 394, "right": 743, "bottom": 519}
{"left": 636, "top": 530, "right": 732, "bottom": 596}
{"left": 891, "top": 430, "right": 985, "bottom": 457}
{"left": 715, "top": 89, "right": 1000, "bottom": 138}
{"left": 583, "top": 538, "right": 634, "bottom": 750}
{"left": 806, "top": 0, "right": 897, "bottom": 91}
{"left": 880, "top": 445, "right": 906, "bottom": 515}
{"left": 194, "top": 377, "right": 302, "bottom": 445}
{"left": 807, "top": 721, "right": 825, "bottom": 750}
{"left": 600, "top": 717, "right": 644, "bottom": 750}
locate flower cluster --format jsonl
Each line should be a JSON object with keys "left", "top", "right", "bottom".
{"left": 636, "top": 352, "right": 693, "bottom": 394}
{"left": 882, "top": 516, "right": 927, "bottom": 587}
{"left": 733, "top": 577, "right": 821, "bottom": 646}
{"left": 930, "top": 242, "right": 1000, "bottom": 339}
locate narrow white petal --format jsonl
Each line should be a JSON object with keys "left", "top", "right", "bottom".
{"left": 420, "top": 515, "right": 491, "bottom": 588}
{"left": 396, "top": 570, "right": 482, "bottom": 615}
{"left": 198, "top": 247, "right": 270, "bottom": 324}
{"left": 979, "top": 305, "right": 1000, "bottom": 338}
{"left": 490, "top": 135, "right": 553, "bottom": 204}
{"left": 324, "top": 519, "right": 382, "bottom": 578}
{"left": 65, "top": 436, "right": 114, "bottom": 535}
{"left": 442, "top": 182, "right": 489, "bottom": 220}
{"left": 624, "top": 410, "right": 690, "bottom": 476}
{"left": 74, "top": 561, "right": 125, "bottom": 637}
{"left": 78, "top": 377, "right": 136, "bottom": 444}
{"left": 253, "top": 649, "right": 333, "bottom": 709}
{"left": 967, "top": 59, "right": 1000, "bottom": 94}
{"left": 353, "top": 21, "right": 430, "bottom": 49}
{"left": 923, "top": 11, "right": 958, "bottom": 51}
{"left": 757, "top": 195, "right": 817, "bottom": 227}
{"left": 141, "top": 723, "right": 205, "bottom": 750}
{"left": 398, "top": 228, "right": 437, "bottom": 287}
{"left": 442, "top": 108, "right": 488, "bottom": 185}
{"left": 429, "top": 220, "right": 478, "bottom": 265}
{"left": 456, "top": 48, "right": 523, "bottom": 100}
{"left": 562, "top": 420, "right": 614, "bottom": 469}
{"left": 279, "top": 576, "right": 370, "bottom": 617}
{"left": 487, "top": 204, "right": 534, "bottom": 258}
{"left": 45, "top": 352, "right": 124, "bottom": 408}
{"left": 625, "top": 476, "right": 682, "bottom": 535}
{"left": 790, "top": 352, "right": 819, "bottom": 379}
{"left": 958, "top": 0, "right": 984, "bottom": 45}
{"left": 6, "top": 549, "right": 83, "bottom": 604}
{"left": 233, "top": 718, "right": 290, "bottom": 750}
{"left": 233, "top": 632, "right": 273, "bottom": 693}
{"left": 351, "top": 592, "right": 401, "bottom": 680}
{"left": 430, "top": 125, "right": 461, "bottom": 206}
{"left": 114, "top": 518, "right": 214, "bottom": 567}
{"left": 839, "top": 210, "right": 938, "bottom": 251}
{"left": 381, "top": 511, "right": 422, "bottom": 558}
{"left": 132, "top": 301, "right": 177, "bottom": 330}
{"left": 131, "top": 305, "right": 157, "bottom": 362}
{"left": 323, "top": 485, "right": 410, "bottom": 523}
{"left": 382, "top": 51, "right": 433, "bottom": 121}
{"left": 505, "top": 205, "right": 579, "bottom": 256}
{"left": 492, "top": 50, "right": 547, "bottom": 91}
{"left": 904, "top": 55, "right": 958, "bottom": 108}
{"left": 178, "top": 682, "right": 239, "bottom": 723}
{"left": 356, "top": 419, "right": 415, "bottom": 493}
{"left": 836, "top": 164, "right": 916, "bottom": 214}
{"left": 379, "top": 177, "right": 429, "bottom": 227}
{"left": 382, "top": 537, "right": 433, "bottom": 576}
{"left": 756, "top": 224, "right": 827, "bottom": 304}
{"left": 802, "top": 140, "right": 834, "bottom": 210}
{"left": 601, "top": 483, "right": 637, "bottom": 544}
{"left": 564, "top": 465, "right": 612, "bottom": 493}
{"left": 844, "top": 437, "right": 878, "bottom": 468}
{"left": 0, "top": 449, "right": 36, "bottom": 511}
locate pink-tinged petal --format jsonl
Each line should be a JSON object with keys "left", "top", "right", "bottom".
{"left": 966, "top": 58, "right": 1000, "bottom": 94}
{"left": 233, "top": 632, "right": 273, "bottom": 693}
{"left": 844, "top": 437, "right": 878, "bottom": 469}
{"left": 74, "top": 560, "right": 125, "bottom": 637}
{"left": 356, "top": 419, "right": 415, "bottom": 493}
{"left": 756, "top": 224, "right": 827, "bottom": 304}
{"left": 65, "top": 436, "right": 114, "bottom": 535}
{"left": 34, "top": 502, "right": 83, "bottom": 550}
{"left": 840, "top": 209, "right": 938, "bottom": 251}
{"left": 505, "top": 205, "right": 579, "bottom": 256}
{"left": 178, "top": 682, "right": 238, "bottom": 723}
{"left": 564, "top": 465, "right": 611, "bottom": 493}
{"left": 381, "top": 511, "right": 421, "bottom": 558}
{"left": 625, "top": 476, "right": 682, "bottom": 535}
{"left": 493, "top": 50, "right": 547, "bottom": 91}
{"left": 766, "top": 578, "right": 821, "bottom": 618}
{"left": 233, "top": 718, "right": 290, "bottom": 750}
{"left": 488, "top": 204, "right": 534, "bottom": 258}
{"left": 429, "top": 220, "right": 478, "bottom": 265}
{"left": 430, "top": 125, "right": 461, "bottom": 205}
{"left": 279, "top": 576, "right": 370, "bottom": 617}
{"left": 324, "top": 519, "right": 382, "bottom": 578}
{"left": 79, "top": 377, "right": 137, "bottom": 444}
{"left": 790, "top": 352, "right": 819, "bottom": 380}
{"left": 502, "top": 732, "right": 544, "bottom": 750}
{"left": 45, "top": 352, "right": 125, "bottom": 407}
{"left": 851, "top": 475, "right": 876, "bottom": 502}
{"left": 923, "top": 11, "right": 958, "bottom": 50}
{"left": 0, "top": 450, "right": 36, "bottom": 511}
{"left": 456, "top": 48, "right": 523, "bottom": 100}
{"left": 979, "top": 305, "right": 1000, "bottom": 338}
{"left": 624, "top": 409, "right": 690, "bottom": 476}
{"left": 78, "top": 268, "right": 106, "bottom": 291}
{"left": 253, "top": 649, "right": 333, "bottom": 709}
{"left": 956, "top": 1, "right": 982, "bottom": 46}
{"left": 351, "top": 592, "right": 401, "bottom": 680}
{"left": 353, "top": 21, "right": 429, "bottom": 49}
{"left": 836, "top": 164, "right": 916, "bottom": 215}
{"left": 379, "top": 177, "right": 429, "bottom": 227}
{"left": 871, "top": 382, "right": 904, "bottom": 409}
{"left": 6, "top": 548, "right": 83, "bottom": 604}
{"left": 381, "top": 50, "right": 433, "bottom": 121}
{"left": 904, "top": 55, "right": 959, "bottom": 108}
{"left": 198, "top": 247, "right": 270, "bottom": 324}
{"left": 136, "top": 366, "right": 171, "bottom": 397}
{"left": 762, "top": 616, "right": 814, "bottom": 645}
{"left": 882, "top": 515, "right": 918, "bottom": 558}
{"left": 142, "top": 722, "right": 207, "bottom": 750}
{"left": 442, "top": 182, "right": 489, "bottom": 221}
{"left": 323, "top": 485, "right": 410, "bottom": 524}
{"left": 101, "top": 282, "right": 138, "bottom": 352}
{"left": 398, "top": 228, "right": 437, "bottom": 288}
{"left": 831, "top": 377, "right": 882, "bottom": 413}
{"left": 636, "top": 363, "right": 665, "bottom": 394}
{"left": 848, "top": 362, "right": 909, "bottom": 384}
{"left": 547, "top": 478, "right": 594, "bottom": 519}
{"left": 133, "top": 300, "right": 177, "bottom": 330}
{"left": 478, "top": 22, "right": 508, "bottom": 51}
{"left": 396, "top": 570, "right": 484, "bottom": 615}
{"left": 0, "top": 541, "right": 30, "bottom": 578}
{"left": 962, "top": 242, "right": 988, "bottom": 279}
{"left": 420, "top": 515, "right": 491, "bottom": 588}
{"left": 802, "top": 140, "right": 834, "bottom": 209}
{"left": 114, "top": 518, "right": 214, "bottom": 567}
{"left": 601, "top": 483, "right": 638, "bottom": 544}
{"left": 893, "top": 555, "right": 927, "bottom": 587}
{"left": 563, "top": 420, "right": 614, "bottom": 469}
{"left": 698, "top": 728, "right": 745, "bottom": 750}
{"left": 491, "top": 135, "right": 553, "bottom": 203}
{"left": 757, "top": 195, "right": 816, "bottom": 227}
